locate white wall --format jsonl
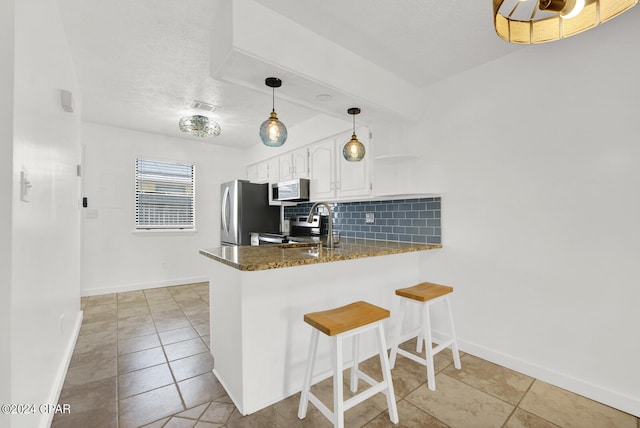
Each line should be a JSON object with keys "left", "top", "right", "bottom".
{"left": 414, "top": 11, "right": 640, "bottom": 416}
{"left": 81, "top": 123, "right": 244, "bottom": 295}
{"left": 11, "top": 0, "right": 83, "bottom": 427}
{"left": 0, "top": 1, "right": 14, "bottom": 426}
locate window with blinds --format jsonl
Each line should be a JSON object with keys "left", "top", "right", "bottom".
{"left": 135, "top": 158, "right": 195, "bottom": 230}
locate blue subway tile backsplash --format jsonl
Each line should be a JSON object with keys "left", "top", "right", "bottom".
{"left": 284, "top": 197, "right": 441, "bottom": 244}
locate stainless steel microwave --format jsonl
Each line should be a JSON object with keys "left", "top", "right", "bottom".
{"left": 271, "top": 178, "right": 310, "bottom": 202}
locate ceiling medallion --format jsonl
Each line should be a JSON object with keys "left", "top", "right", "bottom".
{"left": 493, "top": 0, "right": 638, "bottom": 44}
{"left": 179, "top": 115, "right": 221, "bottom": 138}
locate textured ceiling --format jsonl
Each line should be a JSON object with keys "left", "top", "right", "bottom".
{"left": 58, "top": 0, "right": 523, "bottom": 148}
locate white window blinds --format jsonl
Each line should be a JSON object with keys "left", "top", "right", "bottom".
{"left": 135, "top": 159, "right": 195, "bottom": 230}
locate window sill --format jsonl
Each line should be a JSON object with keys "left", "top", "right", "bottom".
{"left": 132, "top": 229, "right": 198, "bottom": 236}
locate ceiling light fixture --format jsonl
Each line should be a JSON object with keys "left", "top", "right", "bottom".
{"left": 259, "top": 77, "right": 287, "bottom": 147}
{"left": 493, "top": 0, "right": 638, "bottom": 44}
{"left": 343, "top": 107, "right": 365, "bottom": 162}
{"left": 179, "top": 115, "right": 221, "bottom": 138}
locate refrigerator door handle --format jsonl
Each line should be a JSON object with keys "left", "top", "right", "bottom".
{"left": 221, "top": 186, "right": 230, "bottom": 234}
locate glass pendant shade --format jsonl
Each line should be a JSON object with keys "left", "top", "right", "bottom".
{"left": 343, "top": 107, "right": 365, "bottom": 162}
{"left": 260, "top": 77, "right": 287, "bottom": 147}
{"left": 343, "top": 134, "right": 366, "bottom": 162}
{"left": 259, "top": 110, "right": 288, "bottom": 147}
{"left": 179, "top": 115, "right": 221, "bottom": 138}
{"left": 493, "top": 0, "right": 638, "bottom": 44}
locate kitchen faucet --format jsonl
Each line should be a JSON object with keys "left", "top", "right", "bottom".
{"left": 306, "top": 202, "right": 335, "bottom": 250}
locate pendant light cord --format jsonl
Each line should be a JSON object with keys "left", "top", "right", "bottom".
{"left": 272, "top": 86, "right": 275, "bottom": 112}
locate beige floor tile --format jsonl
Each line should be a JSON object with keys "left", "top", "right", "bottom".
{"left": 442, "top": 354, "right": 534, "bottom": 404}
{"left": 64, "top": 358, "right": 117, "bottom": 387}
{"left": 271, "top": 392, "right": 331, "bottom": 426}
{"left": 78, "top": 319, "right": 117, "bottom": 336}
{"left": 118, "top": 346, "right": 167, "bottom": 374}
{"left": 305, "top": 373, "right": 392, "bottom": 427}
{"left": 118, "top": 322, "right": 157, "bottom": 339}
{"left": 84, "top": 303, "right": 118, "bottom": 315}
{"left": 194, "top": 421, "right": 223, "bottom": 428}
{"left": 83, "top": 308, "right": 117, "bottom": 324}
{"left": 86, "top": 293, "right": 117, "bottom": 306}
{"left": 518, "top": 380, "right": 637, "bottom": 428}
{"left": 59, "top": 376, "right": 117, "bottom": 413}
{"left": 117, "top": 290, "right": 147, "bottom": 304}
{"left": 164, "top": 337, "right": 209, "bottom": 361}
{"left": 175, "top": 402, "right": 210, "bottom": 420}
{"left": 503, "top": 408, "right": 560, "bottom": 428}
{"left": 398, "top": 338, "right": 460, "bottom": 373}
{"left": 155, "top": 316, "right": 192, "bottom": 332}
{"left": 159, "top": 326, "right": 199, "bottom": 345}
{"left": 164, "top": 417, "right": 198, "bottom": 427}
{"left": 149, "top": 303, "right": 182, "bottom": 314}
{"left": 117, "top": 313, "right": 154, "bottom": 328}
{"left": 360, "top": 352, "right": 428, "bottom": 398}
{"left": 170, "top": 352, "right": 215, "bottom": 381}
{"left": 178, "top": 372, "right": 228, "bottom": 408}
{"left": 226, "top": 407, "right": 293, "bottom": 428}
{"left": 140, "top": 417, "right": 171, "bottom": 427}
{"left": 194, "top": 322, "right": 210, "bottom": 338}
{"left": 118, "top": 363, "right": 174, "bottom": 398}
{"left": 117, "top": 300, "right": 150, "bottom": 312}
{"left": 405, "top": 373, "right": 514, "bottom": 428}
{"left": 199, "top": 401, "right": 237, "bottom": 424}
{"left": 69, "top": 341, "right": 117, "bottom": 368}
{"left": 118, "top": 332, "right": 161, "bottom": 355}
{"left": 51, "top": 402, "right": 117, "bottom": 428}
{"left": 116, "top": 306, "right": 151, "bottom": 320}
{"left": 73, "top": 330, "right": 117, "bottom": 354}
{"left": 364, "top": 399, "right": 448, "bottom": 427}
{"left": 119, "top": 384, "right": 185, "bottom": 428}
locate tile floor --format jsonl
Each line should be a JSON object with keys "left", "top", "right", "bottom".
{"left": 52, "top": 282, "right": 639, "bottom": 428}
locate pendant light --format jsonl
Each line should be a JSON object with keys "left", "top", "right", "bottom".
{"left": 343, "top": 108, "right": 365, "bottom": 162}
{"left": 493, "top": 0, "right": 638, "bottom": 44}
{"left": 259, "top": 77, "right": 288, "bottom": 147}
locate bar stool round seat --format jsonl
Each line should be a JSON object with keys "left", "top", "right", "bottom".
{"left": 298, "top": 301, "right": 399, "bottom": 428}
{"left": 389, "top": 282, "right": 462, "bottom": 391}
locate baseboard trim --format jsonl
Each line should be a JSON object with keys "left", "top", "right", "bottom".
{"left": 446, "top": 333, "right": 640, "bottom": 418}
{"left": 40, "top": 310, "right": 83, "bottom": 428}
{"left": 82, "top": 276, "right": 209, "bottom": 297}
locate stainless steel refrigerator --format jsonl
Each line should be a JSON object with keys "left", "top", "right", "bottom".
{"left": 220, "top": 179, "right": 280, "bottom": 246}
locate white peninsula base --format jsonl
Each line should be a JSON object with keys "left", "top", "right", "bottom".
{"left": 206, "top": 251, "right": 424, "bottom": 415}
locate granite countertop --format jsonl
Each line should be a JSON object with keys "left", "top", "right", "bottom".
{"left": 199, "top": 238, "right": 442, "bottom": 271}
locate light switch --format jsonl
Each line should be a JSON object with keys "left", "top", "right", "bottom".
{"left": 365, "top": 212, "right": 375, "bottom": 224}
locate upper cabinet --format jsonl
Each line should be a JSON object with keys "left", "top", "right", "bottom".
{"left": 247, "top": 160, "right": 269, "bottom": 183}
{"left": 309, "top": 128, "right": 372, "bottom": 201}
{"left": 279, "top": 147, "right": 309, "bottom": 181}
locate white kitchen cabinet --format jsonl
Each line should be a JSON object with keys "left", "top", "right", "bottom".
{"left": 309, "top": 138, "right": 335, "bottom": 200}
{"left": 247, "top": 160, "right": 269, "bottom": 183}
{"left": 278, "top": 147, "right": 309, "bottom": 181}
{"left": 309, "top": 129, "right": 371, "bottom": 201}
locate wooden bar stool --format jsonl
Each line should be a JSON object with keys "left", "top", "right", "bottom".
{"left": 389, "top": 282, "right": 461, "bottom": 391}
{"left": 298, "top": 301, "right": 399, "bottom": 428}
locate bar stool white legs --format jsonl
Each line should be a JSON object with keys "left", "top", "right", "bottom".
{"left": 389, "top": 282, "right": 461, "bottom": 391}
{"left": 298, "top": 301, "right": 399, "bottom": 428}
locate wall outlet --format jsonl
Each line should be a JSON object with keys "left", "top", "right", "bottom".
{"left": 365, "top": 212, "right": 375, "bottom": 224}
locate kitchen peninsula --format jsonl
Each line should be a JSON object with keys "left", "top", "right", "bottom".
{"left": 200, "top": 238, "right": 441, "bottom": 415}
